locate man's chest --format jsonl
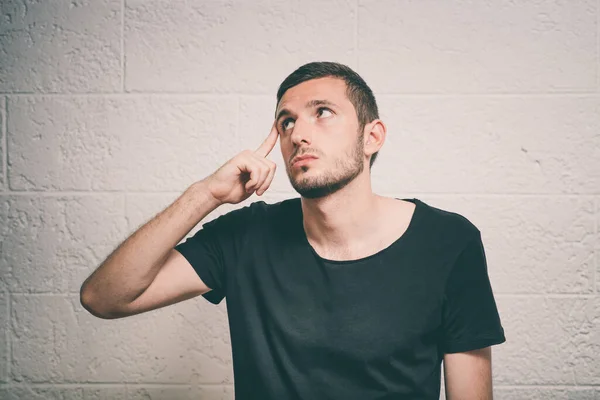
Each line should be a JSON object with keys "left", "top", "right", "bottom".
{"left": 235, "top": 254, "right": 446, "bottom": 367}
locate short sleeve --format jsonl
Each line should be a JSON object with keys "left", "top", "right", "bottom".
{"left": 174, "top": 204, "right": 253, "bottom": 305}
{"left": 441, "top": 231, "right": 506, "bottom": 353}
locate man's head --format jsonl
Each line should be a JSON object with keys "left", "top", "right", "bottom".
{"left": 274, "top": 61, "right": 384, "bottom": 199}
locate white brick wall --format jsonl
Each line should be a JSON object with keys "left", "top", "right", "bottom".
{"left": 0, "top": 0, "right": 598, "bottom": 399}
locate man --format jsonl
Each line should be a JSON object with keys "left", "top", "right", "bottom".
{"left": 80, "top": 61, "right": 506, "bottom": 399}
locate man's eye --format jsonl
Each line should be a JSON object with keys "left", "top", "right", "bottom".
{"left": 318, "top": 107, "right": 333, "bottom": 118}
{"left": 280, "top": 108, "right": 332, "bottom": 132}
{"left": 281, "top": 119, "right": 295, "bottom": 131}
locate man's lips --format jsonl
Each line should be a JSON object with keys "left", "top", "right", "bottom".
{"left": 292, "top": 156, "right": 318, "bottom": 166}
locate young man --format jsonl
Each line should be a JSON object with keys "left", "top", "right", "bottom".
{"left": 81, "top": 61, "right": 506, "bottom": 399}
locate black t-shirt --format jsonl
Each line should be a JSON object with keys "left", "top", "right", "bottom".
{"left": 174, "top": 197, "right": 506, "bottom": 399}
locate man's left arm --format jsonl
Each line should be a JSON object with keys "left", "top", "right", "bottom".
{"left": 443, "top": 346, "right": 493, "bottom": 400}
{"left": 440, "top": 231, "right": 506, "bottom": 400}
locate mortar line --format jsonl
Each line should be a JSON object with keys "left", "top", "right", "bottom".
{"left": 1, "top": 192, "right": 599, "bottom": 197}
{"left": 6, "top": 290, "right": 10, "bottom": 385}
{"left": 121, "top": 0, "right": 125, "bottom": 92}
{"left": 2, "top": 96, "right": 6, "bottom": 192}
{"left": 1, "top": 92, "right": 600, "bottom": 98}
{"left": 595, "top": 197, "right": 598, "bottom": 293}
{"left": 9, "top": 291, "right": 597, "bottom": 298}
{"left": 597, "top": 0, "right": 599, "bottom": 92}
{"left": 124, "top": 192, "right": 130, "bottom": 233}
{"left": 0, "top": 382, "right": 230, "bottom": 388}
{"left": 355, "top": 0, "right": 359, "bottom": 69}
{"left": 0, "top": 93, "right": 242, "bottom": 99}
{"left": 496, "top": 384, "right": 600, "bottom": 389}
{"left": 495, "top": 294, "right": 596, "bottom": 299}
{"left": 1, "top": 382, "right": 598, "bottom": 389}
{"left": 236, "top": 95, "right": 241, "bottom": 145}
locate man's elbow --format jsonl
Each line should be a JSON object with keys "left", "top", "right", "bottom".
{"left": 79, "top": 285, "right": 118, "bottom": 319}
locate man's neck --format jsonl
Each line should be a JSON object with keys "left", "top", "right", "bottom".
{"left": 300, "top": 189, "right": 383, "bottom": 249}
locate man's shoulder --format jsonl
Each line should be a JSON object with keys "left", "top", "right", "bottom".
{"left": 208, "top": 196, "right": 300, "bottom": 225}
{"left": 416, "top": 199, "right": 481, "bottom": 242}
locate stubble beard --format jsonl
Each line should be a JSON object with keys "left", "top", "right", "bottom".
{"left": 288, "top": 131, "right": 366, "bottom": 199}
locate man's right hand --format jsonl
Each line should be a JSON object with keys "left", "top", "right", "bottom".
{"left": 204, "top": 121, "right": 280, "bottom": 205}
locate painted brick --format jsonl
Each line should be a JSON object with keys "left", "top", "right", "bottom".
{"left": 358, "top": 0, "right": 597, "bottom": 93}
{"left": 125, "top": 0, "right": 356, "bottom": 93}
{"left": 0, "top": 0, "right": 121, "bottom": 93}
{"left": 0, "top": 195, "right": 127, "bottom": 293}
{"left": 7, "top": 96, "right": 238, "bottom": 191}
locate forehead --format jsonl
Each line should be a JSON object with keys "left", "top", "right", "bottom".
{"left": 276, "top": 77, "right": 350, "bottom": 114}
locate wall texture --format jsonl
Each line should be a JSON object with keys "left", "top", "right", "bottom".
{"left": 1, "top": 0, "right": 599, "bottom": 399}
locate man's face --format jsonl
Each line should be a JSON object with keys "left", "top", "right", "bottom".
{"left": 275, "top": 77, "right": 366, "bottom": 199}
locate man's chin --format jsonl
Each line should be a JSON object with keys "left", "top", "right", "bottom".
{"left": 292, "top": 181, "right": 338, "bottom": 199}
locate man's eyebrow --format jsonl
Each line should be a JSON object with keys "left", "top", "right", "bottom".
{"left": 275, "top": 99, "right": 338, "bottom": 121}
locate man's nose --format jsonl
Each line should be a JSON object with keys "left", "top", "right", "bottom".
{"left": 290, "top": 117, "right": 312, "bottom": 145}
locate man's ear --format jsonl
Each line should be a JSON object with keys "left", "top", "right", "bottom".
{"left": 365, "top": 119, "right": 386, "bottom": 149}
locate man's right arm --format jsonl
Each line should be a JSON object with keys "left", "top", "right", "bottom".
{"left": 81, "top": 122, "right": 280, "bottom": 319}
{"left": 79, "top": 180, "right": 222, "bottom": 319}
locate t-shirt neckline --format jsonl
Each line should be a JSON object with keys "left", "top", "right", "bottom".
{"left": 298, "top": 198, "right": 422, "bottom": 265}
